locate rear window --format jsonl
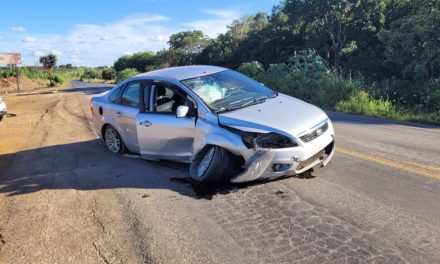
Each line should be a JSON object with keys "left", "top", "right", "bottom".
{"left": 108, "top": 87, "right": 122, "bottom": 103}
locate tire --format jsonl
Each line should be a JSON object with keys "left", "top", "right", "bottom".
{"left": 103, "top": 125, "right": 126, "bottom": 154}
{"left": 190, "top": 146, "right": 234, "bottom": 182}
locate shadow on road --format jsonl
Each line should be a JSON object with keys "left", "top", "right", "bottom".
{"left": 0, "top": 139, "right": 297, "bottom": 199}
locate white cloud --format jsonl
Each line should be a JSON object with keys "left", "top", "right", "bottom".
{"left": 23, "top": 37, "right": 36, "bottom": 43}
{"left": 11, "top": 26, "right": 26, "bottom": 32}
{"left": 51, "top": 50, "right": 63, "bottom": 56}
{"left": 34, "top": 50, "right": 45, "bottom": 57}
{"left": 149, "top": 34, "right": 167, "bottom": 42}
{"left": 182, "top": 9, "right": 241, "bottom": 38}
{"left": 0, "top": 10, "right": 244, "bottom": 66}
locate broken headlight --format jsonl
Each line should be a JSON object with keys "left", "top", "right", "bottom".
{"left": 223, "top": 126, "right": 298, "bottom": 149}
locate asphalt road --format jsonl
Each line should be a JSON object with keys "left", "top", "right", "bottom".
{"left": 0, "top": 81, "right": 439, "bottom": 264}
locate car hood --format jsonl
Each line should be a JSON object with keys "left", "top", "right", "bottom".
{"left": 218, "top": 93, "right": 328, "bottom": 137}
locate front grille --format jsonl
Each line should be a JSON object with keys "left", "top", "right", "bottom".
{"left": 299, "top": 122, "right": 328, "bottom": 143}
{"left": 296, "top": 150, "right": 324, "bottom": 170}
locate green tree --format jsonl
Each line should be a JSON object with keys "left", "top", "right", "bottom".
{"left": 196, "top": 13, "right": 269, "bottom": 68}
{"left": 114, "top": 51, "right": 158, "bottom": 73}
{"left": 380, "top": 0, "right": 440, "bottom": 81}
{"left": 168, "top": 30, "right": 209, "bottom": 65}
{"left": 279, "top": 0, "right": 386, "bottom": 74}
{"left": 238, "top": 61, "right": 265, "bottom": 77}
{"left": 39, "top": 54, "right": 57, "bottom": 86}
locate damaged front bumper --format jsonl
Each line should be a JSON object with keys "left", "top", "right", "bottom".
{"left": 231, "top": 133, "right": 335, "bottom": 183}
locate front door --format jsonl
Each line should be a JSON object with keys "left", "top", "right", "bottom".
{"left": 136, "top": 82, "right": 196, "bottom": 162}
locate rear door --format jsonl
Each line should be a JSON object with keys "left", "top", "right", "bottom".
{"left": 136, "top": 82, "right": 196, "bottom": 162}
{"left": 114, "top": 81, "right": 142, "bottom": 152}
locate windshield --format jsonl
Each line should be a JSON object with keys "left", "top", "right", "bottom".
{"left": 181, "top": 70, "right": 276, "bottom": 112}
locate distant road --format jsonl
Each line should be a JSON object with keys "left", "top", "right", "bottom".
{"left": 0, "top": 81, "right": 438, "bottom": 263}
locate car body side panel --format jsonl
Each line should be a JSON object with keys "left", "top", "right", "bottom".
{"left": 192, "top": 112, "right": 248, "bottom": 159}
{"left": 91, "top": 100, "right": 135, "bottom": 152}
{"left": 136, "top": 113, "right": 196, "bottom": 162}
{"left": 113, "top": 105, "right": 139, "bottom": 153}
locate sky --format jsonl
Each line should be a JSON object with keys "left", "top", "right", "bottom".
{"left": 0, "top": 0, "right": 279, "bottom": 66}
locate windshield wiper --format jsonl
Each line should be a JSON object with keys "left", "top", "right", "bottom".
{"left": 217, "top": 96, "right": 267, "bottom": 113}
{"left": 268, "top": 91, "right": 278, "bottom": 98}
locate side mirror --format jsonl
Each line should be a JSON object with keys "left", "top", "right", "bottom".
{"left": 176, "top": 105, "right": 189, "bottom": 118}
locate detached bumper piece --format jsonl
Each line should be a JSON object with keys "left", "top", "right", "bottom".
{"left": 231, "top": 140, "right": 335, "bottom": 183}
{"left": 231, "top": 150, "right": 276, "bottom": 183}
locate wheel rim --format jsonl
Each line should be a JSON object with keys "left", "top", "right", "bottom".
{"left": 105, "top": 127, "right": 121, "bottom": 153}
{"left": 197, "top": 147, "right": 215, "bottom": 177}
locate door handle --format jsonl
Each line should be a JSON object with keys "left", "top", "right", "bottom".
{"left": 116, "top": 111, "right": 123, "bottom": 117}
{"left": 140, "top": 120, "right": 152, "bottom": 127}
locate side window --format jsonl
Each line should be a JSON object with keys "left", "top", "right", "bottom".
{"left": 154, "top": 84, "right": 188, "bottom": 113}
{"left": 121, "top": 82, "right": 140, "bottom": 107}
{"left": 108, "top": 87, "right": 122, "bottom": 104}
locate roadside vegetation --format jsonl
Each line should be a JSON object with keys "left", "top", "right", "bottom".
{"left": 1, "top": 0, "right": 438, "bottom": 124}
{"left": 1, "top": 55, "right": 84, "bottom": 91}
{"left": 111, "top": 0, "right": 440, "bottom": 125}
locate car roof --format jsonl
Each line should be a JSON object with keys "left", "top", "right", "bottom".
{"left": 137, "top": 65, "right": 227, "bottom": 81}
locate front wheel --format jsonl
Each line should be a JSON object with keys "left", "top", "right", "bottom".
{"left": 190, "top": 146, "right": 233, "bottom": 182}
{"left": 103, "top": 126, "right": 126, "bottom": 154}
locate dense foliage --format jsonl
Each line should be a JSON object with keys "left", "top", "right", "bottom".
{"left": 112, "top": 0, "right": 439, "bottom": 124}
{"left": 116, "top": 68, "right": 140, "bottom": 83}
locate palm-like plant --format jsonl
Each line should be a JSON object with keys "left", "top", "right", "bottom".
{"left": 39, "top": 54, "right": 57, "bottom": 86}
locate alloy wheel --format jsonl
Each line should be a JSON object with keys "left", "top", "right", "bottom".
{"left": 105, "top": 127, "right": 121, "bottom": 153}
{"left": 197, "top": 147, "right": 215, "bottom": 177}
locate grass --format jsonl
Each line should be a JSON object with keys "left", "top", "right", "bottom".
{"left": 252, "top": 68, "right": 439, "bottom": 126}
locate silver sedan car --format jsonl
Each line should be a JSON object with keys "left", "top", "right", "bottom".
{"left": 0, "top": 96, "right": 7, "bottom": 121}
{"left": 91, "top": 65, "right": 335, "bottom": 182}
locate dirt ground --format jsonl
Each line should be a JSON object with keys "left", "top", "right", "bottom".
{"left": 0, "top": 76, "right": 48, "bottom": 93}
{"left": 0, "top": 94, "right": 58, "bottom": 173}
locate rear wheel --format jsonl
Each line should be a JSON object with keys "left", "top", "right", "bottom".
{"left": 190, "top": 146, "right": 234, "bottom": 182}
{"left": 104, "top": 126, "right": 126, "bottom": 154}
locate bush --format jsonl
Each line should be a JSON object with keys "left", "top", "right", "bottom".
{"left": 336, "top": 91, "right": 397, "bottom": 118}
{"left": 255, "top": 63, "right": 290, "bottom": 90}
{"left": 253, "top": 63, "right": 358, "bottom": 110}
{"left": 116, "top": 68, "right": 140, "bottom": 83}
{"left": 288, "top": 49, "right": 328, "bottom": 78}
{"left": 238, "top": 61, "right": 264, "bottom": 78}
{"left": 0, "top": 68, "right": 16, "bottom": 78}
{"left": 101, "top": 67, "right": 116, "bottom": 80}
{"left": 80, "top": 68, "right": 102, "bottom": 80}
{"left": 53, "top": 75, "right": 65, "bottom": 84}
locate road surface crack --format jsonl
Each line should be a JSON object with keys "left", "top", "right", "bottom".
{"left": 92, "top": 242, "right": 110, "bottom": 264}
{"left": 0, "top": 233, "right": 5, "bottom": 249}
{"left": 92, "top": 198, "right": 105, "bottom": 233}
